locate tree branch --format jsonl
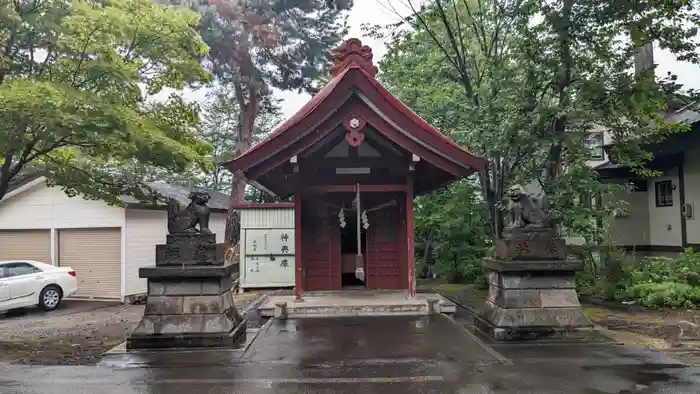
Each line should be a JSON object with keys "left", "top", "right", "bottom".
{"left": 404, "top": 0, "right": 474, "bottom": 99}
{"left": 433, "top": 0, "right": 478, "bottom": 103}
{"left": 70, "top": 26, "right": 100, "bottom": 88}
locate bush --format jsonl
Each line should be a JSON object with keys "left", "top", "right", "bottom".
{"left": 578, "top": 247, "right": 700, "bottom": 309}
{"left": 430, "top": 255, "right": 487, "bottom": 286}
{"left": 629, "top": 252, "right": 700, "bottom": 285}
{"left": 621, "top": 282, "right": 700, "bottom": 309}
{"left": 414, "top": 180, "right": 491, "bottom": 287}
{"left": 574, "top": 245, "right": 630, "bottom": 299}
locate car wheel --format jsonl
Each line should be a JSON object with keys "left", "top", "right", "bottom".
{"left": 39, "top": 286, "right": 62, "bottom": 311}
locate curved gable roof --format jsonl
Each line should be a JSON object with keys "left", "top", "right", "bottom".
{"left": 224, "top": 38, "right": 486, "bottom": 179}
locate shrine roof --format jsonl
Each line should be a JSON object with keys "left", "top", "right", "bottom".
{"left": 236, "top": 66, "right": 349, "bottom": 160}
{"left": 223, "top": 38, "right": 487, "bottom": 188}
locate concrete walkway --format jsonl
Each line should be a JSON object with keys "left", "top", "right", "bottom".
{"left": 257, "top": 292, "right": 456, "bottom": 317}
{"left": 1, "top": 315, "right": 699, "bottom": 393}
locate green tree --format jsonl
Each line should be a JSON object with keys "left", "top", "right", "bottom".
{"left": 197, "top": 87, "right": 282, "bottom": 193}
{"left": 191, "top": 0, "right": 352, "bottom": 244}
{"left": 130, "top": 86, "right": 283, "bottom": 193}
{"left": 0, "top": 0, "right": 213, "bottom": 203}
{"left": 373, "top": 0, "right": 695, "bottom": 242}
{"left": 415, "top": 179, "right": 491, "bottom": 284}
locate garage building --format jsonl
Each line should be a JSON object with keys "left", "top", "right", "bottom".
{"left": 0, "top": 177, "right": 229, "bottom": 301}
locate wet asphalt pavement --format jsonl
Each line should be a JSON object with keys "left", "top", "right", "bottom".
{"left": 2, "top": 315, "right": 700, "bottom": 393}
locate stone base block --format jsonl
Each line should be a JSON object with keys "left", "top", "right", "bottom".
{"left": 147, "top": 276, "right": 233, "bottom": 297}
{"left": 140, "top": 262, "right": 236, "bottom": 279}
{"left": 484, "top": 259, "right": 583, "bottom": 272}
{"left": 129, "top": 313, "right": 242, "bottom": 335}
{"left": 126, "top": 317, "right": 247, "bottom": 349}
{"left": 166, "top": 232, "right": 216, "bottom": 245}
{"left": 488, "top": 271, "right": 576, "bottom": 290}
{"left": 127, "top": 285, "right": 244, "bottom": 349}
{"left": 144, "top": 293, "right": 238, "bottom": 317}
{"left": 155, "top": 243, "right": 226, "bottom": 266}
{"left": 481, "top": 300, "right": 592, "bottom": 328}
{"left": 474, "top": 315, "right": 578, "bottom": 342}
{"left": 129, "top": 256, "right": 244, "bottom": 350}
{"left": 502, "top": 227, "right": 557, "bottom": 240}
{"left": 495, "top": 237, "right": 566, "bottom": 261}
{"left": 476, "top": 301, "right": 592, "bottom": 342}
{"left": 478, "top": 259, "right": 592, "bottom": 341}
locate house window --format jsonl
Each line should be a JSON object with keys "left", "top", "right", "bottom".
{"left": 655, "top": 180, "right": 674, "bottom": 207}
{"left": 629, "top": 179, "right": 648, "bottom": 192}
{"left": 585, "top": 132, "right": 604, "bottom": 160}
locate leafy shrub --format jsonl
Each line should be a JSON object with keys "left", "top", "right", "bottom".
{"left": 414, "top": 180, "right": 491, "bottom": 286}
{"left": 621, "top": 282, "right": 700, "bottom": 309}
{"left": 579, "top": 248, "right": 700, "bottom": 309}
{"left": 575, "top": 245, "right": 631, "bottom": 300}
{"left": 626, "top": 249, "right": 700, "bottom": 286}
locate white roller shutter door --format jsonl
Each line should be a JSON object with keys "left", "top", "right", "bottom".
{"left": 58, "top": 228, "right": 121, "bottom": 299}
{"left": 0, "top": 230, "right": 51, "bottom": 263}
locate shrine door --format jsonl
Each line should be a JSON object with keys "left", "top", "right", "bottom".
{"left": 365, "top": 194, "right": 405, "bottom": 290}
{"left": 301, "top": 197, "right": 341, "bottom": 291}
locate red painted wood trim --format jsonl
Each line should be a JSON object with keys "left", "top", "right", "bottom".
{"left": 306, "top": 184, "right": 409, "bottom": 193}
{"left": 406, "top": 175, "right": 416, "bottom": 297}
{"left": 295, "top": 195, "right": 303, "bottom": 300}
{"left": 229, "top": 202, "right": 295, "bottom": 209}
{"left": 247, "top": 100, "right": 465, "bottom": 181}
{"left": 228, "top": 75, "right": 355, "bottom": 173}
{"left": 353, "top": 70, "right": 487, "bottom": 172}
{"left": 399, "top": 191, "right": 407, "bottom": 291}
{"left": 353, "top": 103, "right": 467, "bottom": 176}
{"left": 225, "top": 67, "right": 487, "bottom": 178}
{"left": 246, "top": 108, "right": 348, "bottom": 180}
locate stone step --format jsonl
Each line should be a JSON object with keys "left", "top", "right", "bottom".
{"left": 259, "top": 302, "right": 430, "bottom": 318}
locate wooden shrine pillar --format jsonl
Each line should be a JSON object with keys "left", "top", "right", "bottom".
{"left": 295, "top": 195, "right": 303, "bottom": 300}
{"left": 292, "top": 156, "right": 304, "bottom": 301}
{"left": 406, "top": 173, "right": 416, "bottom": 297}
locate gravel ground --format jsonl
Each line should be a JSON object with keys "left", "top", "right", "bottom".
{"left": 0, "top": 292, "right": 263, "bottom": 366}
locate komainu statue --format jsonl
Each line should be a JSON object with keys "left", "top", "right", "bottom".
{"left": 167, "top": 191, "right": 212, "bottom": 234}
{"left": 503, "top": 185, "right": 551, "bottom": 229}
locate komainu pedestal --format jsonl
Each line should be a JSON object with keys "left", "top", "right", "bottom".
{"left": 127, "top": 233, "right": 245, "bottom": 349}
{"left": 127, "top": 192, "right": 246, "bottom": 349}
{"left": 476, "top": 227, "right": 592, "bottom": 341}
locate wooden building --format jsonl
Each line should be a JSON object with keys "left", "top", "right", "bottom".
{"left": 224, "top": 38, "right": 486, "bottom": 298}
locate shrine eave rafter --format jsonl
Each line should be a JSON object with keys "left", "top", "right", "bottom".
{"left": 221, "top": 38, "right": 487, "bottom": 191}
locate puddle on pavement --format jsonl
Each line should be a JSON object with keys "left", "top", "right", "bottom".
{"left": 583, "top": 362, "right": 688, "bottom": 389}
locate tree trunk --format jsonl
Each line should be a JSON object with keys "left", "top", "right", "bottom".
{"left": 543, "top": 0, "right": 573, "bottom": 196}
{"left": 0, "top": 154, "right": 18, "bottom": 202}
{"left": 478, "top": 169, "right": 500, "bottom": 240}
{"left": 420, "top": 230, "right": 434, "bottom": 278}
{"left": 0, "top": 178, "right": 10, "bottom": 202}
{"left": 224, "top": 83, "right": 259, "bottom": 247}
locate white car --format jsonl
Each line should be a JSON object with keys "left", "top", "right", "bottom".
{"left": 0, "top": 260, "right": 79, "bottom": 313}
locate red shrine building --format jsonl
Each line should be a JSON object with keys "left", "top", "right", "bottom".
{"left": 224, "top": 38, "right": 486, "bottom": 298}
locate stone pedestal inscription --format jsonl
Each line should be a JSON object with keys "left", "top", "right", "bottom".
{"left": 127, "top": 193, "right": 246, "bottom": 349}
{"left": 476, "top": 226, "right": 592, "bottom": 341}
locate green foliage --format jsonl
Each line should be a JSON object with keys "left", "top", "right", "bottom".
{"left": 0, "top": 0, "right": 212, "bottom": 203}
{"left": 131, "top": 86, "right": 283, "bottom": 193}
{"left": 192, "top": 0, "right": 352, "bottom": 94}
{"left": 415, "top": 179, "right": 491, "bottom": 286}
{"left": 574, "top": 245, "right": 630, "bottom": 300}
{"left": 623, "top": 283, "right": 700, "bottom": 310}
{"left": 630, "top": 252, "right": 700, "bottom": 285}
{"left": 372, "top": 0, "right": 697, "bottom": 242}
{"left": 162, "top": 0, "right": 351, "bottom": 220}
{"left": 578, "top": 248, "right": 700, "bottom": 309}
